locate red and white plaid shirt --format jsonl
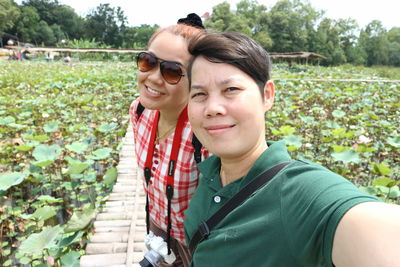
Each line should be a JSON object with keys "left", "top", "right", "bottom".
{"left": 129, "top": 98, "right": 208, "bottom": 244}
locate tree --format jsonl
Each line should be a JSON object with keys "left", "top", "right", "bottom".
{"left": 84, "top": 3, "right": 127, "bottom": 47}
{"left": 123, "top": 24, "right": 158, "bottom": 49}
{"left": 314, "top": 18, "right": 346, "bottom": 65}
{"left": 35, "top": 20, "right": 56, "bottom": 45}
{"left": 387, "top": 27, "right": 400, "bottom": 66}
{"left": 0, "top": 0, "right": 20, "bottom": 33}
{"left": 359, "top": 20, "right": 389, "bottom": 66}
{"left": 51, "top": 4, "right": 84, "bottom": 40}
{"left": 14, "top": 5, "right": 40, "bottom": 44}
{"left": 204, "top": 2, "right": 234, "bottom": 32}
{"left": 267, "top": 0, "right": 321, "bottom": 52}
{"left": 236, "top": 0, "right": 272, "bottom": 49}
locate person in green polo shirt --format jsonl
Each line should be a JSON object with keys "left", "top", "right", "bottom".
{"left": 183, "top": 31, "right": 400, "bottom": 267}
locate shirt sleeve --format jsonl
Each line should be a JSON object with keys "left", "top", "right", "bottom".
{"left": 280, "top": 160, "right": 380, "bottom": 267}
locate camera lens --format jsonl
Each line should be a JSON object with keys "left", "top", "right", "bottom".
{"left": 139, "top": 257, "right": 153, "bottom": 267}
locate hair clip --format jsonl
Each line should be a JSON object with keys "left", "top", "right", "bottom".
{"left": 177, "top": 13, "right": 205, "bottom": 29}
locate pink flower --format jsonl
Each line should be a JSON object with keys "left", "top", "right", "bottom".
{"left": 47, "top": 256, "right": 55, "bottom": 265}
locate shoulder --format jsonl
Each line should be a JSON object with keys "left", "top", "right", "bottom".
{"left": 332, "top": 202, "right": 400, "bottom": 266}
{"left": 129, "top": 98, "right": 141, "bottom": 117}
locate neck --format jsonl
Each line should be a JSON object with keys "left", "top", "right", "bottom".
{"left": 220, "top": 141, "right": 268, "bottom": 187}
{"left": 158, "top": 104, "right": 186, "bottom": 126}
{"left": 156, "top": 105, "right": 186, "bottom": 141}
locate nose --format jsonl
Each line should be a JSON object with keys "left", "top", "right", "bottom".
{"left": 144, "top": 64, "right": 163, "bottom": 84}
{"left": 204, "top": 95, "right": 226, "bottom": 117}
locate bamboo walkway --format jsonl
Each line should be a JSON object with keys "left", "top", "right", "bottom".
{"left": 80, "top": 122, "right": 147, "bottom": 267}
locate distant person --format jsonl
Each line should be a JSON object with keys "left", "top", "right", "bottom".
{"left": 129, "top": 13, "right": 209, "bottom": 266}
{"left": 184, "top": 31, "right": 400, "bottom": 267}
{"left": 63, "top": 55, "right": 71, "bottom": 63}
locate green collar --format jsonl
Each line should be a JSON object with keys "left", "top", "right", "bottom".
{"left": 198, "top": 140, "right": 292, "bottom": 189}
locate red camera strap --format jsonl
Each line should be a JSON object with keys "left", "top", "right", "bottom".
{"left": 143, "top": 106, "right": 188, "bottom": 254}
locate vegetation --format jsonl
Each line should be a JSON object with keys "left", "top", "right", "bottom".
{"left": 0, "top": 60, "right": 137, "bottom": 266}
{"left": 0, "top": 60, "right": 398, "bottom": 265}
{"left": 1, "top": 0, "right": 400, "bottom": 66}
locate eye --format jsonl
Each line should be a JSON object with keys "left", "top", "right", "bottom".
{"left": 190, "top": 92, "right": 206, "bottom": 99}
{"left": 225, "top": 87, "right": 241, "bottom": 93}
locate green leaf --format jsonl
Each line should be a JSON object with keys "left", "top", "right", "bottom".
{"left": 279, "top": 125, "right": 296, "bottom": 136}
{"left": 103, "top": 167, "right": 117, "bottom": 185}
{"left": 98, "top": 122, "right": 118, "bottom": 133}
{"left": 283, "top": 134, "right": 302, "bottom": 149}
{"left": 32, "top": 160, "right": 53, "bottom": 168}
{"left": 332, "top": 110, "right": 346, "bottom": 118}
{"left": 59, "top": 231, "right": 83, "bottom": 247}
{"left": 332, "top": 145, "right": 348, "bottom": 153}
{"left": 0, "top": 116, "right": 15, "bottom": 125}
{"left": 31, "top": 206, "right": 57, "bottom": 221}
{"left": 331, "top": 149, "right": 360, "bottom": 164}
{"left": 43, "top": 122, "right": 59, "bottom": 133}
{"left": 32, "top": 144, "right": 62, "bottom": 166}
{"left": 65, "top": 141, "right": 89, "bottom": 154}
{"left": 37, "top": 195, "right": 63, "bottom": 203}
{"left": 19, "top": 226, "right": 62, "bottom": 254}
{"left": 372, "top": 177, "right": 398, "bottom": 188}
{"left": 0, "top": 172, "right": 27, "bottom": 191}
{"left": 387, "top": 136, "right": 400, "bottom": 148}
{"left": 3, "top": 259, "right": 12, "bottom": 266}
{"left": 19, "top": 257, "right": 31, "bottom": 264}
{"left": 60, "top": 251, "right": 80, "bottom": 267}
{"left": 67, "top": 162, "right": 90, "bottom": 174}
{"left": 372, "top": 163, "right": 392, "bottom": 176}
{"left": 90, "top": 147, "right": 112, "bottom": 160}
{"left": 388, "top": 186, "right": 400, "bottom": 199}
{"left": 25, "top": 135, "right": 50, "bottom": 142}
{"left": 64, "top": 208, "right": 96, "bottom": 233}
{"left": 15, "top": 145, "right": 34, "bottom": 152}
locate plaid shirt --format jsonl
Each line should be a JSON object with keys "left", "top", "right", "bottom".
{"left": 129, "top": 98, "right": 208, "bottom": 244}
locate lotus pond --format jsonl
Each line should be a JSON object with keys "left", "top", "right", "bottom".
{"left": 0, "top": 61, "right": 399, "bottom": 266}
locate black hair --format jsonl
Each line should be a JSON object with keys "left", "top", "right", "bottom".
{"left": 187, "top": 32, "right": 271, "bottom": 96}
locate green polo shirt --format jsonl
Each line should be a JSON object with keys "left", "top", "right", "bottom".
{"left": 184, "top": 141, "right": 380, "bottom": 267}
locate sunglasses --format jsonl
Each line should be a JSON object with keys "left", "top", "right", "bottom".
{"left": 136, "top": 52, "right": 185, "bottom": 85}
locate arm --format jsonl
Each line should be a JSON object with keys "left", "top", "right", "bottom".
{"left": 332, "top": 202, "right": 400, "bottom": 267}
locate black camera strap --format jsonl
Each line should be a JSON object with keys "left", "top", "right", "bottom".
{"left": 188, "top": 161, "right": 291, "bottom": 255}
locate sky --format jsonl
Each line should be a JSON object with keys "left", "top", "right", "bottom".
{"left": 16, "top": 0, "right": 399, "bottom": 30}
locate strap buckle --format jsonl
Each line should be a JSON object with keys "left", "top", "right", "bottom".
{"left": 198, "top": 221, "right": 210, "bottom": 239}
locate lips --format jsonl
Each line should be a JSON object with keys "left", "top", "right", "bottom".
{"left": 145, "top": 86, "right": 164, "bottom": 96}
{"left": 204, "top": 124, "right": 235, "bottom": 135}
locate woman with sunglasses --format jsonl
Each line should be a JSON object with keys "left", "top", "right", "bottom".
{"left": 129, "top": 14, "right": 208, "bottom": 267}
{"left": 184, "top": 32, "right": 400, "bottom": 266}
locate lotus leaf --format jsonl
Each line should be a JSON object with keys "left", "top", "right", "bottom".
{"left": 331, "top": 149, "right": 361, "bottom": 163}
{"left": 19, "top": 225, "right": 62, "bottom": 254}
{"left": 0, "top": 172, "right": 27, "bottom": 191}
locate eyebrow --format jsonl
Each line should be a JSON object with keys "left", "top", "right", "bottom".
{"left": 190, "top": 77, "right": 238, "bottom": 91}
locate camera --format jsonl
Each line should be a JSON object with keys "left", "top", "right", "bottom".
{"left": 139, "top": 231, "right": 176, "bottom": 267}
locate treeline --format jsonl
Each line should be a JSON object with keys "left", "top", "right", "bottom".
{"left": 1, "top": 0, "right": 158, "bottom": 50}
{"left": 1, "top": 0, "right": 400, "bottom": 66}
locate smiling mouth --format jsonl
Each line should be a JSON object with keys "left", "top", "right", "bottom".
{"left": 146, "top": 86, "right": 164, "bottom": 95}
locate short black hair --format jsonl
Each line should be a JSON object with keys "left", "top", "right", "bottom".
{"left": 187, "top": 32, "right": 272, "bottom": 96}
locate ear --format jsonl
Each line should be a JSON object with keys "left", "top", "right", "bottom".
{"left": 263, "top": 80, "right": 275, "bottom": 112}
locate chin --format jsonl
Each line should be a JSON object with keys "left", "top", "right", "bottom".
{"left": 139, "top": 97, "right": 162, "bottom": 110}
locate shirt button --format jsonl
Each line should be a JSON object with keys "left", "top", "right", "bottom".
{"left": 214, "top": 196, "right": 221, "bottom": 203}
{"left": 154, "top": 160, "right": 159, "bottom": 164}
{"left": 152, "top": 167, "right": 156, "bottom": 171}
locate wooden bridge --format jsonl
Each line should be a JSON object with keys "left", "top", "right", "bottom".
{"left": 80, "top": 122, "right": 147, "bottom": 267}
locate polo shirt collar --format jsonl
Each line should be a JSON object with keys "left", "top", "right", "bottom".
{"left": 198, "top": 140, "right": 292, "bottom": 189}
